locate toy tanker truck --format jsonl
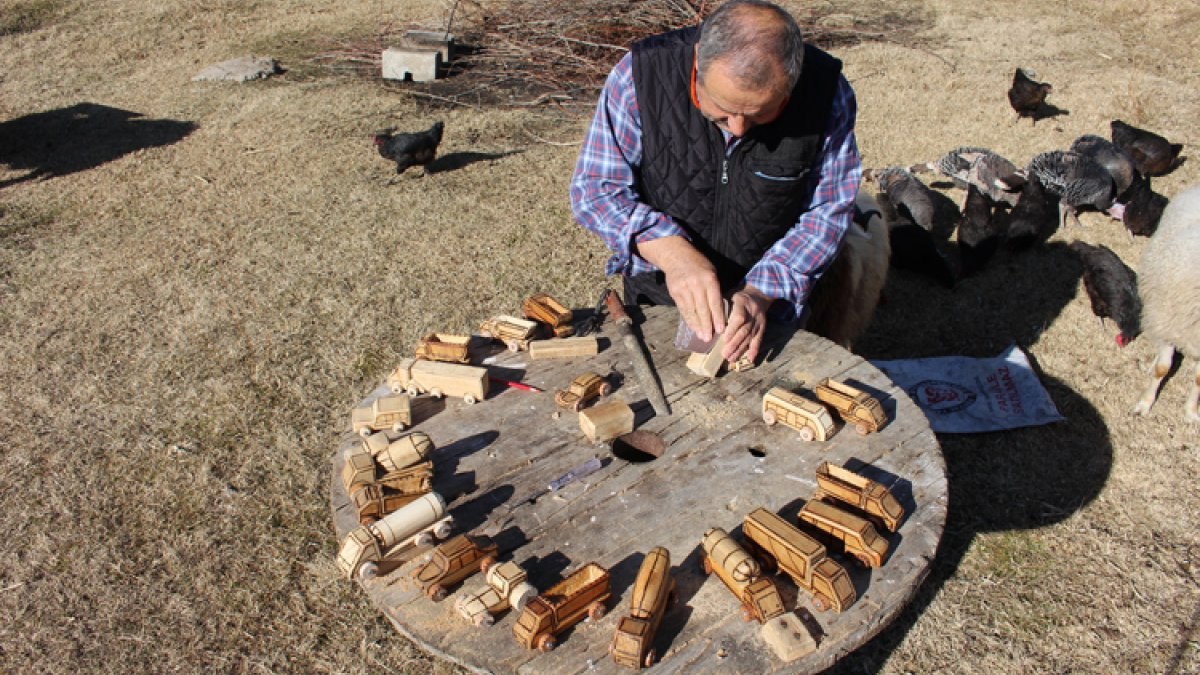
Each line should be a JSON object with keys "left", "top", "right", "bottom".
{"left": 699, "top": 528, "right": 784, "bottom": 624}
{"left": 610, "top": 546, "right": 675, "bottom": 669}
{"left": 742, "top": 507, "right": 856, "bottom": 613}
{"left": 336, "top": 492, "right": 453, "bottom": 582}
{"left": 513, "top": 562, "right": 611, "bottom": 652}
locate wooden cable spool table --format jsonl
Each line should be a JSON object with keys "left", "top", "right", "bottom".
{"left": 330, "top": 305, "right": 946, "bottom": 673}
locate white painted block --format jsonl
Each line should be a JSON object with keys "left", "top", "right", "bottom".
{"left": 382, "top": 48, "right": 441, "bottom": 83}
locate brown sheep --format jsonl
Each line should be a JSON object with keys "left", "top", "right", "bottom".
{"left": 1132, "top": 184, "right": 1200, "bottom": 422}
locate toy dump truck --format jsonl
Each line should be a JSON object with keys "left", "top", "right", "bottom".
{"left": 700, "top": 528, "right": 785, "bottom": 624}
{"left": 336, "top": 492, "right": 453, "bottom": 581}
{"left": 456, "top": 561, "right": 538, "bottom": 627}
{"left": 513, "top": 562, "right": 611, "bottom": 651}
{"left": 351, "top": 482, "right": 430, "bottom": 525}
{"left": 479, "top": 315, "right": 540, "bottom": 352}
{"left": 555, "top": 371, "right": 612, "bottom": 412}
{"left": 610, "top": 546, "right": 675, "bottom": 669}
{"left": 813, "top": 377, "right": 887, "bottom": 434}
{"left": 522, "top": 293, "right": 575, "bottom": 338}
{"left": 761, "top": 387, "right": 836, "bottom": 442}
{"left": 742, "top": 508, "right": 856, "bottom": 613}
{"left": 797, "top": 499, "right": 889, "bottom": 569}
{"left": 342, "top": 432, "right": 435, "bottom": 523}
{"left": 412, "top": 534, "right": 499, "bottom": 601}
{"left": 351, "top": 394, "right": 412, "bottom": 437}
{"left": 415, "top": 332, "right": 472, "bottom": 364}
{"left": 387, "top": 357, "right": 488, "bottom": 404}
{"left": 815, "top": 462, "right": 905, "bottom": 533}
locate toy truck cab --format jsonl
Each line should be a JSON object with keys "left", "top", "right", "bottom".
{"left": 762, "top": 387, "right": 836, "bottom": 442}
{"left": 513, "top": 562, "right": 611, "bottom": 652}
{"left": 815, "top": 462, "right": 905, "bottom": 532}
{"left": 813, "top": 378, "right": 886, "bottom": 434}
{"left": 742, "top": 508, "right": 856, "bottom": 613}
{"left": 554, "top": 372, "right": 612, "bottom": 411}
{"left": 610, "top": 546, "right": 675, "bottom": 669}
{"left": 797, "top": 499, "right": 889, "bottom": 568}
{"left": 351, "top": 394, "right": 412, "bottom": 437}
{"left": 522, "top": 293, "right": 575, "bottom": 337}
{"left": 412, "top": 533, "right": 499, "bottom": 601}
{"left": 479, "top": 315, "right": 540, "bottom": 352}
{"left": 415, "top": 332, "right": 472, "bottom": 364}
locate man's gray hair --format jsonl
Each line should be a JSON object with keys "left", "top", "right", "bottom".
{"left": 696, "top": 0, "right": 805, "bottom": 95}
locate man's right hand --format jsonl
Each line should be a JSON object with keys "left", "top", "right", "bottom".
{"left": 635, "top": 235, "right": 726, "bottom": 342}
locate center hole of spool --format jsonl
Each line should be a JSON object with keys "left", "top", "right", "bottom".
{"left": 611, "top": 431, "right": 665, "bottom": 463}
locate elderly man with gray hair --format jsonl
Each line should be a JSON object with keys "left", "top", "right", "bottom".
{"left": 570, "top": 0, "right": 862, "bottom": 363}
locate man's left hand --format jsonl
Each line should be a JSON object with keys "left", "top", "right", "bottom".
{"left": 721, "top": 285, "right": 772, "bottom": 364}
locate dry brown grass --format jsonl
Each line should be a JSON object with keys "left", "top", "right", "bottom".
{"left": 1, "top": 0, "right": 1198, "bottom": 672}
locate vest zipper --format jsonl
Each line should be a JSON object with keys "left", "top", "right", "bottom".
{"left": 721, "top": 159, "right": 729, "bottom": 185}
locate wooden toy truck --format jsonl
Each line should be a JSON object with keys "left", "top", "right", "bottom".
{"left": 411, "top": 534, "right": 499, "bottom": 601}
{"left": 610, "top": 546, "right": 675, "bottom": 669}
{"left": 797, "top": 499, "right": 889, "bottom": 568}
{"left": 351, "top": 482, "right": 430, "bottom": 525}
{"left": 813, "top": 378, "right": 887, "bottom": 434}
{"left": 742, "top": 508, "right": 856, "bottom": 613}
{"left": 387, "top": 357, "right": 488, "bottom": 404}
{"left": 814, "top": 462, "right": 905, "bottom": 533}
{"left": 479, "top": 315, "right": 540, "bottom": 351}
{"left": 455, "top": 562, "right": 538, "bottom": 627}
{"left": 513, "top": 562, "right": 611, "bottom": 652}
{"left": 699, "top": 528, "right": 785, "bottom": 624}
{"left": 336, "top": 492, "right": 453, "bottom": 581}
{"left": 555, "top": 371, "right": 612, "bottom": 411}
{"left": 415, "top": 332, "right": 472, "bottom": 364}
{"left": 522, "top": 293, "right": 575, "bottom": 338}
{"left": 761, "top": 387, "right": 836, "bottom": 442}
{"left": 351, "top": 394, "right": 412, "bottom": 437}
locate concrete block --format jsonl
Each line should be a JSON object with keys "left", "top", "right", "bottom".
{"left": 382, "top": 48, "right": 442, "bottom": 83}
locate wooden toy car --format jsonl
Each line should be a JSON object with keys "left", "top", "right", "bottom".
{"left": 761, "top": 387, "right": 836, "bottom": 442}
{"left": 522, "top": 293, "right": 575, "bottom": 338}
{"left": 513, "top": 562, "right": 611, "bottom": 651}
{"left": 797, "top": 499, "right": 889, "bottom": 568}
{"left": 455, "top": 561, "right": 538, "bottom": 627}
{"left": 814, "top": 462, "right": 905, "bottom": 533}
{"left": 351, "top": 394, "right": 412, "bottom": 437}
{"left": 610, "top": 546, "right": 675, "bottom": 669}
{"left": 415, "top": 332, "right": 472, "bottom": 364}
{"left": 412, "top": 534, "right": 499, "bottom": 601}
{"left": 813, "top": 377, "right": 886, "bottom": 434}
{"left": 699, "top": 528, "right": 784, "bottom": 624}
{"left": 742, "top": 508, "right": 856, "bottom": 613}
{"left": 336, "top": 492, "right": 453, "bottom": 581}
{"left": 479, "top": 315, "right": 540, "bottom": 352}
{"left": 555, "top": 371, "right": 612, "bottom": 412}
{"left": 387, "top": 357, "right": 488, "bottom": 404}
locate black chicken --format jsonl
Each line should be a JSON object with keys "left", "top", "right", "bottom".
{"left": 1110, "top": 120, "right": 1183, "bottom": 177}
{"left": 1008, "top": 68, "right": 1053, "bottom": 124}
{"left": 1006, "top": 175, "right": 1059, "bottom": 251}
{"left": 374, "top": 121, "right": 445, "bottom": 175}
{"left": 1069, "top": 241, "right": 1141, "bottom": 347}
{"left": 876, "top": 190, "right": 957, "bottom": 288}
{"left": 875, "top": 166, "right": 960, "bottom": 236}
{"left": 957, "top": 184, "right": 1003, "bottom": 276}
{"left": 1119, "top": 175, "right": 1168, "bottom": 238}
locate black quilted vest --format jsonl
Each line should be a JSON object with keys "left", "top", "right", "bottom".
{"left": 626, "top": 27, "right": 842, "bottom": 304}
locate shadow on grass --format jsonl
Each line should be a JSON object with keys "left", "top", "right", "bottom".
{"left": 0, "top": 102, "right": 197, "bottom": 187}
{"left": 827, "top": 241, "right": 1114, "bottom": 673}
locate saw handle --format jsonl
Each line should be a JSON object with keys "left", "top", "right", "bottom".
{"left": 603, "top": 289, "right": 632, "bottom": 326}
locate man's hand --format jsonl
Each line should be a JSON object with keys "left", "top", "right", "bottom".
{"left": 722, "top": 285, "right": 772, "bottom": 364}
{"left": 636, "top": 235, "right": 726, "bottom": 342}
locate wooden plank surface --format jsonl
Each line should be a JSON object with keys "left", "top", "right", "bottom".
{"left": 330, "top": 305, "right": 946, "bottom": 674}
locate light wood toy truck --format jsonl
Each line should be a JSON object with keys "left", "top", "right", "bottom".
{"left": 610, "top": 546, "right": 676, "bottom": 670}
{"left": 415, "top": 332, "right": 472, "bottom": 363}
{"left": 797, "top": 499, "right": 889, "bottom": 568}
{"left": 813, "top": 377, "right": 887, "bottom": 435}
{"left": 522, "top": 293, "right": 575, "bottom": 338}
{"left": 456, "top": 561, "right": 538, "bottom": 627}
{"left": 742, "top": 507, "right": 856, "bottom": 613}
{"left": 387, "top": 357, "right": 488, "bottom": 404}
{"left": 761, "top": 387, "right": 837, "bottom": 442}
{"left": 814, "top": 462, "right": 905, "bottom": 533}
{"left": 351, "top": 393, "right": 412, "bottom": 437}
{"left": 411, "top": 533, "right": 499, "bottom": 601}
{"left": 479, "top": 315, "right": 540, "bottom": 352}
{"left": 513, "top": 562, "right": 611, "bottom": 652}
{"left": 699, "top": 527, "right": 785, "bottom": 624}
{"left": 336, "top": 492, "right": 453, "bottom": 582}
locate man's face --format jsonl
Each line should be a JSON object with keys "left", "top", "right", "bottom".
{"left": 693, "top": 57, "right": 790, "bottom": 138}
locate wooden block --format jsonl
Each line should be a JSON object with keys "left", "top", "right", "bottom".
{"left": 686, "top": 334, "right": 727, "bottom": 378}
{"left": 578, "top": 400, "right": 634, "bottom": 443}
{"left": 528, "top": 336, "right": 599, "bottom": 360}
{"left": 760, "top": 613, "right": 817, "bottom": 662}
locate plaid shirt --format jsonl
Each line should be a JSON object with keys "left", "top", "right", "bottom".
{"left": 569, "top": 52, "right": 862, "bottom": 322}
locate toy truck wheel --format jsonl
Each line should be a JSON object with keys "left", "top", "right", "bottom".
{"left": 572, "top": 399, "right": 583, "bottom": 413}
{"left": 701, "top": 557, "right": 713, "bottom": 575}
{"left": 587, "top": 601, "right": 606, "bottom": 621}
{"left": 433, "top": 521, "right": 453, "bottom": 540}
{"left": 855, "top": 553, "right": 872, "bottom": 567}
{"left": 799, "top": 426, "right": 815, "bottom": 442}
{"left": 479, "top": 556, "right": 496, "bottom": 575}
{"left": 740, "top": 604, "right": 755, "bottom": 622}
{"left": 644, "top": 648, "right": 657, "bottom": 668}
{"left": 427, "top": 584, "right": 447, "bottom": 602}
{"left": 430, "top": 387, "right": 444, "bottom": 399}
{"left": 474, "top": 613, "right": 494, "bottom": 628}
{"left": 506, "top": 340, "right": 520, "bottom": 352}
{"left": 357, "top": 427, "right": 372, "bottom": 438}
{"left": 536, "top": 634, "right": 557, "bottom": 652}
{"left": 812, "top": 594, "right": 831, "bottom": 612}
{"left": 357, "top": 562, "right": 379, "bottom": 583}
{"left": 763, "top": 409, "right": 777, "bottom": 425}
{"left": 414, "top": 531, "right": 434, "bottom": 548}
{"left": 463, "top": 393, "right": 477, "bottom": 405}
{"left": 598, "top": 382, "right": 612, "bottom": 397}
{"left": 406, "top": 385, "right": 420, "bottom": 397}
{"left": 391, "top": 421, "right": 406, "bottom": 433}
{"left": 855, "top": 421, "right": 870, "bottom": 435}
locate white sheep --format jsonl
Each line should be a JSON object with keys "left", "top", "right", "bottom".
{"left": 1133, "top": 184, "right": 1200, "bottom": 422}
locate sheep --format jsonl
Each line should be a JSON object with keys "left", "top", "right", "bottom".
{"left": 1133, "top": 184, "right": 1200, "bottom": 422}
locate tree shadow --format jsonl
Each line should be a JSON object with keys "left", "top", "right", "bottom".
{"left": 827, "top": 241, "right": 1114, "bottom": 672}
{"left": 0, "top": 102, "right": 198, "bottom": 187}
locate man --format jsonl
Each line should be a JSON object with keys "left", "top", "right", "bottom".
{"left": 570, "top": 0, "right": 862, "bottom": 364}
